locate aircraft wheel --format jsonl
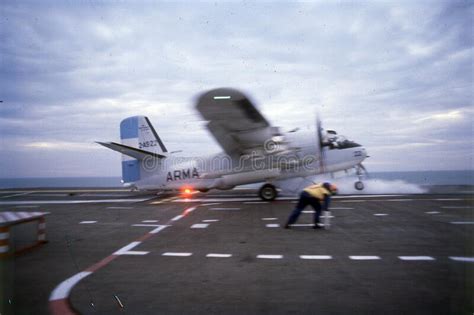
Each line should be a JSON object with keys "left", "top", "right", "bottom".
{"left": 354, "top": 181, "right": 364, "bottom": 191}
{"left": 259, "top": 184, "right": 278, "bottom": 201}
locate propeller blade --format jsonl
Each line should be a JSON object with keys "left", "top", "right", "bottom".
{"left": 316, "top": 114, "right": 325, "bottom": 173}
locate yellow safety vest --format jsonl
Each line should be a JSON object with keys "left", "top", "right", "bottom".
{"left": 303, "top": 184, "right": 331, "bottom": 201}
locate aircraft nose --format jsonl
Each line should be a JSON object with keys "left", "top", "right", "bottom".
{"left": 362, "top": 147, "right": 369, "bottom": 158}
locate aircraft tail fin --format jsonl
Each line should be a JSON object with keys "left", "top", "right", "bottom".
{"left": 120, "top": 116, "right": 168, "bottom": 154}
{"left": 97, "top": 116, "right": 168, "bottom": 184}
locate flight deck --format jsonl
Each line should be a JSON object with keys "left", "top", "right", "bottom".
{"left": 0, "top": 187, "right": 472, "bottom": 315}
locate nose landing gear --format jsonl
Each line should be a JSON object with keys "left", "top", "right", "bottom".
{"left": 354, "top": 164, "right": 368, "bottom": 191}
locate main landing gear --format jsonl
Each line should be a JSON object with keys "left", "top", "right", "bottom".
{"left": 259, "top": 183, "right": 278, "bottom": 201}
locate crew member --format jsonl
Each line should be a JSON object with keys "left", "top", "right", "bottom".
{"left": 284, "top": 182, "right": 338, "bottom": 229}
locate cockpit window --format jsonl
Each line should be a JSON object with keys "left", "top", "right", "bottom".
{"left": 325, "top": 135, "right": 361, "bottom": 149}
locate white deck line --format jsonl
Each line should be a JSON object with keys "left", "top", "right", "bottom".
{"left": 171, "top": 215, "right": 184, "bottom": 221}
{"left": 142, "top": 220, "right": 158, "bottom": 223}
{"left": 373, "top": 213, "right": 388, "bottom": 216}
{"left": 449, "top": 257, "right": 474, "bottom": 262}
{"left": 0, "top": 198, "right": 151, "bottom": 205}
{"left": 162, "top": 252, "right": 193, "bottom": 257}
{"left": 206, "top": 253, "right": 232, "bottom": 258}
{"left": 349, "top": 256, "right": 381, "bottom": 260}
{"left": 50, "top": 271, "right": 93, "bottom": 300}
{"left": 79, "top": 221, "right": 97, "bottom": 224}
{"left": 266, "top": 224, "right": 280, "bottom": 228}
{"left": 257, "top": 255, "right": 283, "bottom": 259}
{"left": 149, "top": 225, "right": 168, "bottom": 234}
{"left": 262, "top": 218, "right": 278, "bottom": 221}
{"left": 119, "top": 251, "right": 149, "bottom": 255}
{"left": 398, "top": 256, "right": 435, "bottom": 261}
{"left": 425, "top": 211, "right": 440, "bottom": 214}
{"left": 202, "top": 219, "right": 219, "bottom": 222}
{"left": 300, "top": 255, "right": 332, "bottom": 260}
{"left": 113, "top": 241, "right": 142, "bottom": 255}
{"left": 191, "top": 223, "right": 209, "bottom": 229}
{"left": 340, "top": 200, "right": 366, "bottom": 203}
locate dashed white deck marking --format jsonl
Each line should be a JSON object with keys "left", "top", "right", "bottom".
{"left": 257, "top": 255, "right": 283, "bottom": 259}
{"left": 202, "top": 219, "right": 219, "bottom": 222}
{"left": 210, "top": 207, "right": 241, "bottom": 211}
{"left": 373, "top": 213, "right": 388, "bottom": 216}
{"left": 50, "top": 272, "right": 92, "bottom": 301}
{"left": 300, "top": 255, "right": 332, "bottom": 260}
{"left": 262, "top": 217, "right": 277, "bottom": 221}
{"left": 450, "top": 221, "right": 474, "bottom": 225}
{"left": 162, "top": 252, "right": 193, "bottom": 257}
{"left": 191, "top": 223, "right": 209, "bottom": 229}
{"left": 142, "top": 220, "right": 158, "bottom": 223}
{"left": 425, "top": 211, "right": 440, "bottom": 214}
{"left": 290, "top": 224, "right": 314, "bottom": 227}
{"left": 266, "top": 224, "right": 280, "bottom": 228}
{"left": 206, "top": 253, "right": 232, "bottom": 258}
{"left": 449, "top": 257, "right": 474, "bottom": 262}
{"left": 302, "top": 210, "right": 314, "bottom": 213}
{"left": 398, "top": 256, "right": 435, "bottom": 261}
{"left": 79, "top": 221, "right": 97, "bottom": 224}
{"left": 349, "top": 256, "right": 381, "bottom": 260}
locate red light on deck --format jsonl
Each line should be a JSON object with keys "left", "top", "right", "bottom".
{"left": 180, "top": 186, "right": 194, "bottom": 197}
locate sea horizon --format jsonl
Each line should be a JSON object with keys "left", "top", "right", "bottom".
{"left": 0, "top": 170, "right": 472, "bottom": 189}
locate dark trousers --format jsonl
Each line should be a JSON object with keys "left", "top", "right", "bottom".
{"left": 286, "top": 191, "right": 322, "bottom": 225}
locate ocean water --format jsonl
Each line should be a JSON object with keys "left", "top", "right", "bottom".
{"left": 0, "top": 171, "right": 472, "bottom": 189}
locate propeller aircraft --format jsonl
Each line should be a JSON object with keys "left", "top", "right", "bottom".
{"left": 98, "top": 88, "right": 369, "bottom": 200}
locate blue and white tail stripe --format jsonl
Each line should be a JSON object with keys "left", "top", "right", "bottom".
{"left": 120, "top": 116, "right": 167, "bottom": 183}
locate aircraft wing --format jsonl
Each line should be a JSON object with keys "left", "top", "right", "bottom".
{"left": 196, "top": 88, "right": 284, "bottom": 156}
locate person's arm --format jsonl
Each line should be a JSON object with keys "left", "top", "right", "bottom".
{"left": 323, "top": 194, "right": 331, "bottom": 211}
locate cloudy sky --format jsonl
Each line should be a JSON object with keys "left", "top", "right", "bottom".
{"left": 1, "top": 0, "right": 472, "bottom": 178}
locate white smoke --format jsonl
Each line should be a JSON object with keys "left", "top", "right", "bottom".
{"left": 277, "top": 175, "right": 427, "bottom": 195}
{"left": 329, "top": 177, "right": 427, "bottom": 194}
